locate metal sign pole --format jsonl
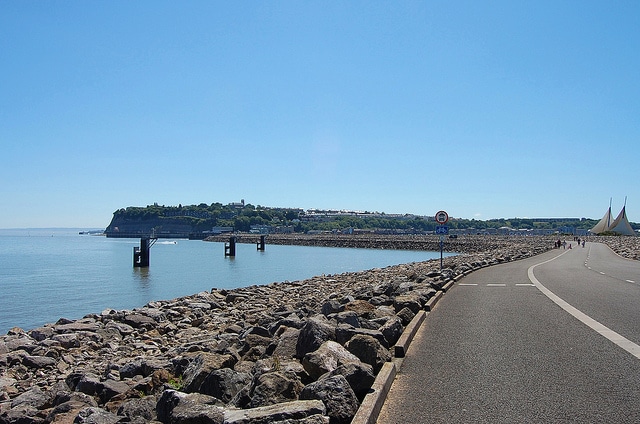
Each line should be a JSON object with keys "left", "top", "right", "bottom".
{"left": 435, "top": 210, "right": 449, "bottom": 272}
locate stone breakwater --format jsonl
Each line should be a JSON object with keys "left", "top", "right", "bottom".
{"left": 205, "top": 233, "right": 502, "bottom": 253}
{"left": 0, "top": 235, "right": 634, "bottom": 423}
{"left": 593, "top": 235, "right": 640, "bottom": 260}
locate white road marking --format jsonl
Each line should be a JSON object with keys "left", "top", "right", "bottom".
{"left": 487, "top": 283, "right": 506, "bottom": 287}
{"left": 627, "top": 280, "right": 635, "bottom": 283}
{"left": 515, "top": 283, "right": 535, "bottom": 286}
{"left": 528, "top": 253, "right": 640, "bottom": 360}
{"left": 600, "top": 272, "right": 606, "bottom": 275}
{"left": 458, "top": 283, "right": 478, "bottom": 286}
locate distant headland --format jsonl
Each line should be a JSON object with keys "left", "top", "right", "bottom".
{"left": 104, "top": 200, "right": 637, "bottom": 239}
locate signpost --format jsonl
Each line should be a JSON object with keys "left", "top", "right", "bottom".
{"left": 435, "top": 210, "right": 449, "bottom": 270}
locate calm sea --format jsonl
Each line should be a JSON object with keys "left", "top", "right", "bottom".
{"left": 0, "top": 228, "right": 451, "bottom": 334}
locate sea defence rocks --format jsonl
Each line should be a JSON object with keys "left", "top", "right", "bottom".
{"left": 0, "top": 235, "right": 587, "bottom": 423}
{"left": 205, "top": 233, "right": 521, "bottom": 254}
{"left": 594, "top": 235, "right": 640, "bottom": 260}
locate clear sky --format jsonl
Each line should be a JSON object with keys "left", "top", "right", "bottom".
{"left": 1, "top": 1, "right": 638, "bottom": 228}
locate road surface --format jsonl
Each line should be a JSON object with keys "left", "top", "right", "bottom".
{"left": 377, "top": 242, "right": 640, "bottom": 423}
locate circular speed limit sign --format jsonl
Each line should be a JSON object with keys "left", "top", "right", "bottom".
{"left": 435, "top": 210, "right": 449, "bottom": 224}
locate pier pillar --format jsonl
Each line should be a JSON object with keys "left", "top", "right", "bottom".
{"left": 257, "top": 235, "right": 266, "bottom": 251}
{"left": 133, "top": 237, "right": 155, "bottom": 267}
{"left": 225, "top": 236, "right": 236, "bottom": 257}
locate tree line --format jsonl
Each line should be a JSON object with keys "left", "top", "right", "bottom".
{"left": 111, "top": 203, "right": 633, "bottom": 234}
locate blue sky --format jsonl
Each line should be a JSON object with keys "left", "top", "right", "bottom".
{"left": 1, "top": 1, "right": 638, "bottom": 228}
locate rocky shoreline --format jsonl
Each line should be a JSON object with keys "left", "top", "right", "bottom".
{"left": 1, "top": 235, "right": 636, "bottom": 423}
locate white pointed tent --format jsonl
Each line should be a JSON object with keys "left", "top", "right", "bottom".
{"left": 591, "top": 198, "right": 636, "bottom": 236}
{"left": 607, "top": 205, "right": 636, "bottom": 236}
{"left": 591, "top": 206, "right": 613, "bottom": 234}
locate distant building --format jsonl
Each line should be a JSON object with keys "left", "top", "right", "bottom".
{"left": 228, "top": 199, "right": 245, "bottom": 208}
{"left": 250, "top": 225, "right": 271, "bottom": 234}
{"left": 209, "top": 226, "right": 234, "bottom": 234}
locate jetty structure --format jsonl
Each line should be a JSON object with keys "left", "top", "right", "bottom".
{"left": 591, "top": 198, "right": 636, "bottom": 236}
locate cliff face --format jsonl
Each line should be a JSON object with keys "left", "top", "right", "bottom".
{"left": 105, "top": 215, "right": 205, "bottom": 238}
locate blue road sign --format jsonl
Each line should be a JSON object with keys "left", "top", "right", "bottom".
{"left": 435, "top": 225, "right": 449, "bottom": 235}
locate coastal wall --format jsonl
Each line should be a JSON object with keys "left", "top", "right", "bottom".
{"left": 1, "top": 235, "right": 636, "bottom": 423}
{"left": 204, "top": 233, "right": 523, "bottom": 253}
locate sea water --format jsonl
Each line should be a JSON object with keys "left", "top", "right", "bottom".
{"left": 0, "top": 229, "right": 452, "bottom": 334}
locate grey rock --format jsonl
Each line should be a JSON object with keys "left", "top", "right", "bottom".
{"left": 295, "top": 315, "right": 336, "bottom": 359}
{"left": 22, "top": 354, "right": 57, "bottom": 369}
{"left": 393, "top": 294, "right": 422, "bottom": 314}
{"left": 198, "top": 368, "right": 251, "bottom": 403}
{"left": 122, "top": 313, "right": 157, "bottom": 330}
{"left": 379, "top": 316, "right": 403, "bottom": 347}
{"left": 182, "top": 353, "right": 238, "bottom": 393}
{"left": 119, "top": 358, "right": 168, "bottom": 379}
{"left": 240, "top": 326, "right": 271, "bottom": 339}
{"left": 52, "top": 333, "right": 80, "bottom": 349}
{"left": 117, "top": 396, "right": 157, "bottom": 420}
{"left": 345, "top": 334, "right": 391, "bottom": 373}
{"left": 1, "top": 403, "right": 43, "bottom": 424}
{"left": 301, "top": 341, "right": 360, "bottom": 380}
{"left": 334, "top": 324, "right": 388, "bottom": 348}
{"left": 28, "top": 326, "right": 54, "bottom": 341}
{"left": 395, "top": 307, "right": 416, "bottom": 326}
{"left": 332, "top": 311, "right": 360, "bottom": 328}
{"left": 105, "top": 320, "right": 135, "bottom": 336}
{"left": 156, "top": 389, "right": 223, "bottom": 424}
{"left": 233, "top": 371, "right": 303, "bottom": 409}
{"left": 55, "top": 319, "right": 101, "bottom": 333}
{"left": 74, "top": 406, "right": 121, "bottom": 424}
{"left": 324, "top": 362, "right": 375, "bottom": 401}
{"left": 10, "top": 386, "right": 49, "bottom": 409}
{"left": 270, "top": 327, "right": 300, "bottom": 359}
{"left": 300, "top": 375, "right": 359, "bottom": 424}
{"left": 223, "top": 399, "right": 326, "bottom": 424}
{"left": 75, "top": 373, "right": 130, "bottom": 403}
{"left": 320, "top": 300, "right": 343, "bottom": 316}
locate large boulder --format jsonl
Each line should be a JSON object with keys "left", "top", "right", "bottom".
{"left": 156, "top": 389, "right": 224, "bottom": 424}
{"left": 324, "top": 362, "right": 375, "bottom": 401}
{"left": 182, "top": 353, "right": 238, "bottom": 393}
{"left": 270, "top": 327, "right": 300, "bottom": 359}
{"left": 198, "top": 368, "right": 251, "bottom": 403}
{"left": 301, "top": 341, "right": 360, "bottom": 380}
{"left": 75, "top": 373, "right": 131, "bottom": 403}
{"left": 232, "top": 371, "right": 304, "bottom": 409}
{"left": 379, "top": 316, "right": 404, "bottom": 347}
{"left": 223, "top": 399, "right": 327, "bottom": 424}
{"left": 74, "top": 406, "right": 121, "bottom": 424}
{"left": 393, "top": 294, "right": 422, "bottom": 314}
{"left": 295, "top": 315, "right": 336, "bottom": 359}
{"left": 300, "top": 375, "right": 359, "bottom": 424}
{"left": 345, "top": 334, "right": 391, "bottom": 373}
{"left": 334, "top": 324, "right": 388, "bottom": 348}
{"left": 116, "top": 396, "right": 157, "bottom": 421}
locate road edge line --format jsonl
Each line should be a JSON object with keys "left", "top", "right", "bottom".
{"left": 528, "top": 254, "right": 640, "bottom": 360}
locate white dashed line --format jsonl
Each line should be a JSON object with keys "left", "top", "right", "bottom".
{"left": 486, "top": 284, "right": 506, "bottom": 287}
{"left": 458, "top": 283, "right": 478, "bottom": 286}
{"left": 515, "top": 283, "right": 535, "bottom": 286}
{"left": 627, "top": 280, "right": 635, "bottom": 283}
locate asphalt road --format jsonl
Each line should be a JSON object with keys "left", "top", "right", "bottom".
{"left": 377, "top": 242, "right": 640, "bottom": 423}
